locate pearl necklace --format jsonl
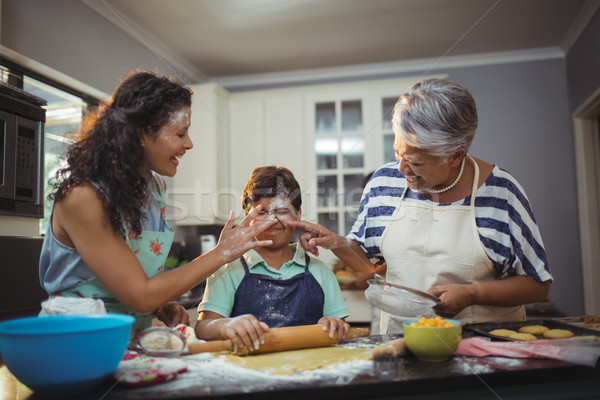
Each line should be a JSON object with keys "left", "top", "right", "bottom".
{"left": 423, "top": 157, "right": 466, "bottom": 194}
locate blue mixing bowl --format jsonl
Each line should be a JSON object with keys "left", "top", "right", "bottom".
{"left": 0, "top": 314, "right": 134, "bottom": 396}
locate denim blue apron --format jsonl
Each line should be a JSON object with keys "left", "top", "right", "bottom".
{"left": 230, "top": 254, "right": 324, "bottom": 328}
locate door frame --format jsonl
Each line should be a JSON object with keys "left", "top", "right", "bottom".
{"left": 573, "top": 86, "right": 600, "bottom": 315}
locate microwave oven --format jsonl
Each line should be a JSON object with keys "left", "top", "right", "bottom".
{"left": 0, "top": 82, "right": 46, "bottom": 218}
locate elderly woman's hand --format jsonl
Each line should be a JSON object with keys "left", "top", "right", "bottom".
{"left": 427, "top": 284, "right": 475, "bottom": 318}
{"left": 287, "top": 220, "right": 347, "bottom": 257}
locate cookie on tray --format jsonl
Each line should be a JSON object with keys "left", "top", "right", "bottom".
{"left": 543, "top": 329, "right": 575, "bottom": 339}
{"left": 489, "top": 329, "right": 517, "bottom": 338}
{"left": 518, "top": 325, "right": 549, "bottom": 335}
{"left": 509, "top": 332, "right": 538, "bottom": 341}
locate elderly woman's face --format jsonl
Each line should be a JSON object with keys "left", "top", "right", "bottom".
{"left": 393, "top": 138, "right": 457, "bottom": 193}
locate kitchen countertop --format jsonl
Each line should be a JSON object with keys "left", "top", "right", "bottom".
{"left": 3, "top": 329, "right": 600, "bottom": 400}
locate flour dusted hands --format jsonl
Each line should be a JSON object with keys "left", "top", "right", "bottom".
{"left": 318, "top": 317, "right": 350, "bottom": 339}
{"left": 220, "top": 314, "right": 270, "bottom": 352}
{"left": 213, "top": 205, "right": 277, "bottom": 264}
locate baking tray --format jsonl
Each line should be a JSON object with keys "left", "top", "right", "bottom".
{"left": 550, "top": 316, "right": 600, "bottom": 332}
{"left": 463, "top": 319, "right": 600, "bottom": 341}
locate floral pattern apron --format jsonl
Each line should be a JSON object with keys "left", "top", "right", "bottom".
{"left": 52, "top": 180, "right": 174, "bottom": 338}
{"left": 378, "top": 156, "right": 525, "bottom": 333}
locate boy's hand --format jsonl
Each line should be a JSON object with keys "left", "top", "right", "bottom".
{"left": 317, "top": 317, "right": 350, "bottom": 339}
{"left": 220, "top": 314, "right": 270, "bottom": 352}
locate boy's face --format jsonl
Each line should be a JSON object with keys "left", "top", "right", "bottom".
{"left": 247, "top": 196, "right": 300, "bottom": 249}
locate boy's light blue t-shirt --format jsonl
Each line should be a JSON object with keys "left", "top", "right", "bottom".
{"left": 198, "top": 243, "right": 349, "bottom": 320}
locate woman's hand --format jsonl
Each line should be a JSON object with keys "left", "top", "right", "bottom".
{"left": 287, "top": 220, "right": 347, "bottom": 256}
{"left": 219, "top": 314, "right": 270, "bottom": 352}
{"left": 156, "top": 302, "right": 190, "bottom": 327}
{"left": 318, "top": 317, "right": 350, "bottom": 339}
{"left": 428, "top": 276, "right": 551, "bottom": 317}
{"left": 427, "top": 284, "right": 474, "bottom": 318}
{"left": 214, "top": 206, "right": 278, "bottom": 264}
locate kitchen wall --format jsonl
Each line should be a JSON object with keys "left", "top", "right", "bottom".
{"left": 1, "top": 0, "right": 595, "bottom": 317}
{"left": 566, "top": 6, "right": 600, "bottom": 112}
{"left": 0, "top": 0, "right": 181, "bottom": 94}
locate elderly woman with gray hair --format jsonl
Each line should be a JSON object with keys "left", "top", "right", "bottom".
{"left": 290, "top": 78, "right": 552, "bottom": 333}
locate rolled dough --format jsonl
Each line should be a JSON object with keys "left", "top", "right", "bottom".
{"left": 225, "top": 346, "right": 371, "bottom": 375}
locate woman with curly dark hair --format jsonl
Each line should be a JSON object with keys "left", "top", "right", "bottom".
{"left": 39, "top": 71, "right": 276, "bottom": 335}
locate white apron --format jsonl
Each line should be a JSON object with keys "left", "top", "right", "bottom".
{"left": 379, "top": 156, "right": 525, "bottom": 333}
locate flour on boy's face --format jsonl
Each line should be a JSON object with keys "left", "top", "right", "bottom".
{"left": 248, "top": 196, "right": 300, "bottom": 249}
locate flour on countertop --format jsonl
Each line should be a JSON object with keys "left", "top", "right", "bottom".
{"left": 125, "top": 350, "right": 373, "bottom": 396}
{"left": 451, "top": 357, "right": 494, "bottom": 375}
{"left": 486, "top": 356, "right": 524, "bottom": 368}
{"left": 450, "top": 355, "right": 523, "bottom": 375}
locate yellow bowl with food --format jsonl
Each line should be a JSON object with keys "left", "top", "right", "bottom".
{"left": 402, "top": 317, "right": 462, "bottom": 362}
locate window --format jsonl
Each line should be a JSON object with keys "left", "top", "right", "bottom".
{"left": 1, "top": 61, "right": 97, "bottom": 234}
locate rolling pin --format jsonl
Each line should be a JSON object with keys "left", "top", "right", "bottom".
{"left": 370, "top": 338, "right": 408, "bottom": 358}
{"left": 188, "top": 324, "right": 370, "bottom": 356}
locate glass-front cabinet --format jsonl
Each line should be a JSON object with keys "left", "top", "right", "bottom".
{"left": 381, "top": 96, "right": 397, "bottom": 164}
{"left": 305, "top": 77, "right": 434, "bottom": 235}
{"left": 312, "top": 96, "right": 368, "bottom": 235}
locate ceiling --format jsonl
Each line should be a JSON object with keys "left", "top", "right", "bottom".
{"left": 84, "top": 0, "right": 598, "bottom": 84}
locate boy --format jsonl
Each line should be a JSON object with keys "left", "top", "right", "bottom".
{"left": 195, "top": 166, "right": 349, "bottom": 352}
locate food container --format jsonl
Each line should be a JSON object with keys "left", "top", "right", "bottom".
{"left": 402, "top": 318, "right": 462, "bottom": 362}
{"left": 0, "top": 314, "right": 134, "bottom": 396}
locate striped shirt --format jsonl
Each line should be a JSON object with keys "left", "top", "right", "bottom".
{"left": 347, "top": 161, "right": 552, "bottom": 283}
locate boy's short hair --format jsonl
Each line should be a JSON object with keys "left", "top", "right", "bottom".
{"left": 242, "top": 166, "right": 302, "bottom": 212}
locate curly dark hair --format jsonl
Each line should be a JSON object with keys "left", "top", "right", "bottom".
{"left": 50, "top": 70, "right": 192, "bottom": 237}
{"left": 241, "top": 166, "right": 302, "bottom": 213}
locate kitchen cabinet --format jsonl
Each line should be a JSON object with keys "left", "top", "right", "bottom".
{"left": 303, "top": 77, "right": 445, "bottom": 235}
{"left": 227, "top": 93, "right": 306, "bottom": 219}
{"left": 169, "top": 84, "right": 231, "bottom": 225}
{"left": 226, "top": 76, "right": 443, "bottom": 226}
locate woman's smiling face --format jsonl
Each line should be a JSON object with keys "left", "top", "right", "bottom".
{"left": 141, "top": 106, "right": 192, "bottom": 177}
{"left": 394, "top": 137, "right": 455, "bottom": 192}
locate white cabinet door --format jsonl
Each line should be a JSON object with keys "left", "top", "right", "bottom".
{"left": 264, "top": 96, "right": 305, "bottom": 186}
{"left": 228, "top": 94, "right": 306, "bottom": 219}
{"left": 228, "top": 98, "right": 265, "bottom": 203}
{"left": 169, "top": 83, "right": 231, "bottom": 225}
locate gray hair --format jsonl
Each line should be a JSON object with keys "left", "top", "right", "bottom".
{"left": 392, "top": 78, "right": 478, "bottom": 158}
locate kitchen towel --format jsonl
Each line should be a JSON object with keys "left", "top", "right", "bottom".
{"left": 456, "top": 336, "right": 600, "bottom": 367}
{"left": 115, "top": 350, "right": 188, "bottom": 386}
